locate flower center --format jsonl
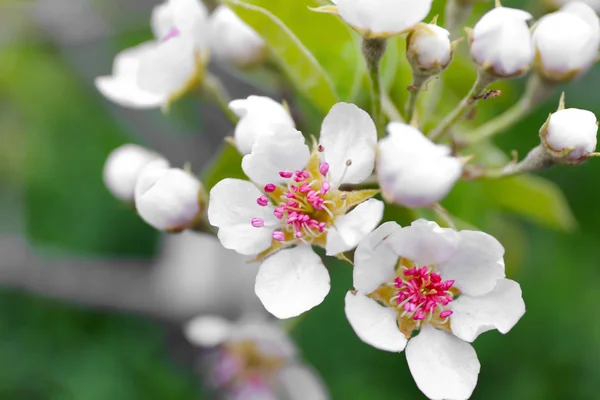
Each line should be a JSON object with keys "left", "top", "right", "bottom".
{"left": 252, "top": 161, "right": 343, "bottom": 243}
{"left": 391, "top": 266, "right": 455, "bottom": 325}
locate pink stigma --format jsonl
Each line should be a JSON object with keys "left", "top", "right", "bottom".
{"left": 272, "top": 231, "right": 285, "bottom": 241}
{"left": 251, "top": 218, "right": 264, "bottom": 228}
{"left": 257, "top": 195, "right": 269, "bottom": 207}
{"left": 393, "top": 266, "right": 455, "bottom": 322}
{"left": 162, "top": 26, "right": 181, "bottom": 41}
{"left": 319, "top": 162, "right": 329, "bottom": 176}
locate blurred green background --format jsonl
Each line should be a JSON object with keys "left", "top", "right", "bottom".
{"left": 1, "top": 0, "right": 599, "bottom": 398}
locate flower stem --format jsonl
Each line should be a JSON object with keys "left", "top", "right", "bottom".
{"left": 405, "top": 73, "right": 428, "bottom": 123}
{"left": 428, "top": 70, "right": 496, "bottom": 141}
{"left": 362, "top": 37, "right": 388, "bottom": 138}
{"left": 444, "top": 0, "right": 474, "bottom": 38}
{"left": 201, "top": 72, "right": 239, "bottom": 125}
{"left": 463, "top": 74, "right": 556, "bottom": 144}
{"left": 464, "top": 145, "right": 555, "bottom": 180}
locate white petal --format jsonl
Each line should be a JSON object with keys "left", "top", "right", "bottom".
{"left": 344, "top": 291, "right": 407, "bottom": 352}
{"left": 353, "top": 221, "right": 401, "bottom": 294}
{"left": 255, "top": 246, "right": 330, "bottom": 319}
{"left": 319, "top": 103, "right": 377, "bottom": 187}
{"left": 229, "top": 96, "right": 295, "bottom": 155}
{"left": 151, "top": 2, "right": 173, "bottom": 40}
{"left": 95, "top": 42, "right": 166, "bottom": 109}
{"left": 137, "top": 36, "right": 197, "bottom": 97}
{"left": 389, "top": 219, "right": 459, "bottom": 266}
{"left": 546, "top": 108, "right": 598, "bottom": 160}
{"left": 406, "top": 325, "right": 480, "bottom": 400}
{"left": 437, "top": 230, "right": 506, "bottom": 297}
{"left": 169, "top": 0, "right": 209, "bottom": 51}
{"left": 335, "top": 0, "right": 433, "bottom": 35}
{"left": 325, "top": 199, "right": 384, "bottom": 256}
{"left": 208, "top": 179, "right": 278, "bottom": 255}
{"left": 241, "top": 126, "right": 310, "bottom": 186}
{"left": 277, "top": 365, "right": 329, "bottom": 400}
{"left": 184, "top": 315, "right": 233, "bottom": 347}
{"left": 450, "top": 279, "right": 525, "bottom": 342}
{"left": 233, "top": 320, "right": 297, "bottom": 359}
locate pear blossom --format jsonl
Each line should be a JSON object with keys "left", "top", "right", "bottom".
{"left": 95, "top": 0, "right": 209, "bottom": 109}
{"left": 184, "top": 316, "right": 329, "bottom": 400}
{"left": 406, "top": 23, "right": 452, "bottom": 72}
{"left": 317, "top": 0, "right": 433, "bottom": 38}
{"left": 541, "top": 108, "right": 598, "bottom": 163}
{"left": 103, "top": 144, "right": 166, "bottom": 202}
{"left": 547, "top": 0, "right": 600, "bottom": 12}
{"left": 208, "top": 103, "right": 383, "bottom": 318}
{"left": 532, "top": 1, "right": 600, "bottom": 82}
{"left": 229, "top": 96, "right": 296, "bottom": 155}
{"left": 377, "top": 122, "right": 463, "bottom": 208}
{"left": 135, "top": 159, "right": 204, "bottom": 231}
{"left": 469, "top": 7, "right": 534, "bottom": 77}
{"left": 209, "top": 5, "right": 267, "bottom": 69}
{"left": 345, "top": 220, "right": 525, "bottom": 400}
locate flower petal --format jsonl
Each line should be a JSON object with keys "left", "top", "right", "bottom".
{"left": 345, "top": 291, "right": 407, "bottom": 352}
{"left": 325, "top": 198, "right": 384, "bottom": 256}
{"left": 242, "top": 125, "right": 310, "bottom": 186}
{"left": 229, "top": 96, "right": 295, "bottom": 155}
{"left": 95, "top": 42, "right": 167, "bottom": 109}
{"left": 168, "top": 0, "right": 209, "bottom": 51}
{"left": 208, "top": 178, "right": 278, "bottom": 255}
{"left": 184, "top": 315, "right": 233, "bottom": 347}
{"left": 353, "top": 221, "right": 401, "bottom": 294}
{"left": 406, "top": 325, "right": 480, "bottom": 400}
{"left": 255, "top": 246, "right": 330, "bottom": 319}
{"left": 437, "top": 230, "right": 506, "bottom": 296}
{"left": 233, "top": 320, "right": 297, "bottom": 359}
{"left": 389, "top": 219, "right": 460, "bottom": 266}
{"left": 450, "top": 279, "right": 525, "bottom": 342}
{"left": 319, "top": 103, "right": 377, "bottom": 187}
{"left": 277, "top": 365, "right": 329, "bottom": 400}
{"left": 151, "top": 2, "right": 173, "bottom": 40}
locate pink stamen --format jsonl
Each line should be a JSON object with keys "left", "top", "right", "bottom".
{"left": 319, "top": 162, "right": 329, "bottom": 176}
{"left": 320, "top": 181, "right": 330, "bottom": 195}
{"left": 251, "top": 218, "right": 264, "bottom": 228}
{"left": 257, "top": 195, "right": 269, "bottom": 207}
{"left": 279, "top": 171, "right": 293, "bottom": 178}
{"left": 272, "top": 231, "right": 285, "bottom": 241}
{"left": 264, "top": 184, "right": 276, "bottom": 193}
{"left": 439, "top": 310, "right": 453, "bottom": 319}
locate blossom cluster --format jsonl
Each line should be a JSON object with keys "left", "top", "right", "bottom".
{"left": 96, "top": 0, "right": 599, "bottom": 399}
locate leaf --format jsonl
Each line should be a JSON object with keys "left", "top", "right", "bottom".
{"left": 201, "top": 141, "right": 246, "bottom": 191}
{"left": 225, "top": 0, "right": 339, "bottom": 114}
{"left": 481, "top": 174, "right": 577, "bottom": 232}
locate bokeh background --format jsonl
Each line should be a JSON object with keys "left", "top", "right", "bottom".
{"left": 1, "top": 0, "right": 599, "bottom": 398}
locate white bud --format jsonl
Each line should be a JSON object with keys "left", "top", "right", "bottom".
{"left": 103, "top": 144, "right": 166, "bottom": 202}
{"left": 377, "top": 123, "right": 463, "bottom": 208}
{"left": 228, "top": 96, "right": 295, "bottom": 155}
{"left": 134, "top": 160, "right": 203, "bottom": 231}
{"left": 545, "top": 0, "right": 600, "bottom": 14}
{"left": 406, "top": 23, "right": 452, "bottom": 72}
{"left": 330, "top": 0, "right": 433, "bottom": 37}
{"left": 208, "top": 5, "right": 267, "bottom": 69}
{"left": 470, "top": 7, "right": 534, "bottom": 77}
{"left": 542, "top": 108, "right": 598, "bottom": 162}
{"left": 532, "top": 2, "right": 600, "bottom": 82}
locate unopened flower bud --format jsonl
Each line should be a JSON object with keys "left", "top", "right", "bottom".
{"left": 208, "top": 5, "right": 267, "bottom": 69}
{"left": 134, "top": 160, "right": 204, "bottom": 231}
{"left": 228, "top": 96, "right": 295, "bottom": 155}
{"left": 377, "top": 123, "right": 463, "bottom": 207}
{"left": 540, "top": 107, "right": 598, "bottom": 164}
{"left": 406, "top": 23, "right": 452, "bottom": 74}
{"left": 532, "top": 2, "right": 600, "bottom": 82}
{"left": 469, "top": 7, "right": 534, "bottom": 77}
{"left": 103, "top": 144, "right": 166, "bottom": 202}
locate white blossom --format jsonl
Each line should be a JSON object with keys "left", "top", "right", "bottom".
{"left": 321, "top": 0, "right": 433, "bottom": 38}
{"left": 377, "top": 122, "right": 463, "bottom": 208}
{"left": 95, "top": 0, "right": 208, "bottom": 109}
{"left": 546, "top": 0, "right": 600, "bottom": 13}
{"left": 134, "top": 159, "right": 203, "bottom": 231}
{"left": 228, "top": 96, "right": 296, "bottom": 155}
{"left": 407, "top": 23, "right": 452, "bottom": 72}
{"left": 345, "top": 220, "right": 525, "bottom": 400}
{"left": 208, "top": 5, "right": 267, "bottom": 69}
{"left": 542, "top": 108, "right": 598, "bottom": 162}
{"left": 208, "top": 103, "right": 383, "bottom": 318}
{"left": 184, "top": 316, "right": 329, "bottom": 400}
{"left": 532, "top": 1, "right": 600, "bottom": 82}
{"left": 102, "top": 144, "right": 166, "bottom": 202}
{"left": 469, "top": 7, "right": 534, "bottom": 77}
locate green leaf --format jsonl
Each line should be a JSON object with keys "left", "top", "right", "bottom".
{"left": 481, "top": 174, "right": 577, "bottom": 232}
{"left": 224, "top": 0, "right": 340, "bottom": 113}
{"left": 201, "top": 142, "right": 245, "bottom": 191}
